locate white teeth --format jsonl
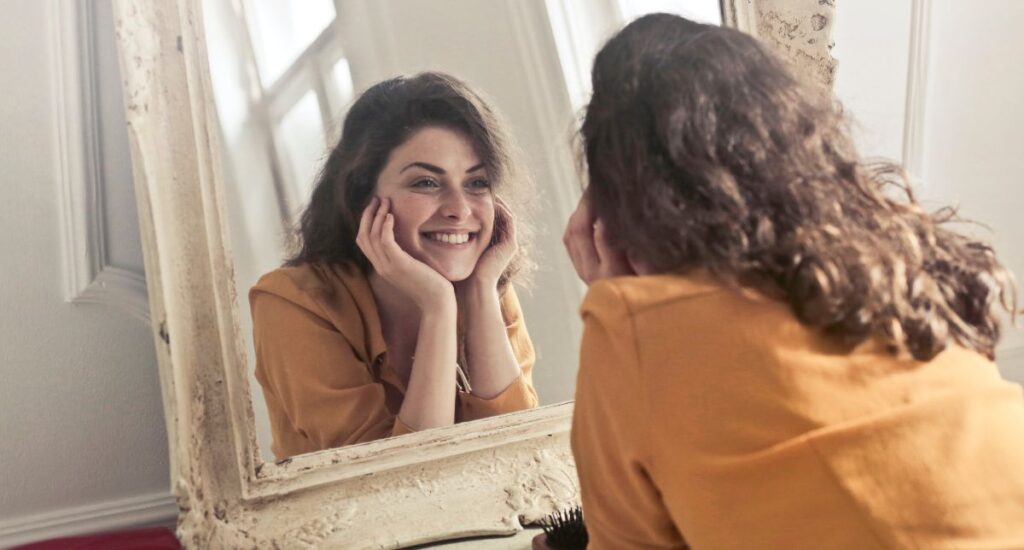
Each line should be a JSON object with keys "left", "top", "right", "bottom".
{"left": 427, "top": 232, "right": 470, "bottom": 244}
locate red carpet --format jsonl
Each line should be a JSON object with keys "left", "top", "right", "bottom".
{"left": 12, "top": 527, "right": 180, "bottom": 550}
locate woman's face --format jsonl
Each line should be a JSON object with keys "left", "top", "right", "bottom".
{"left": 374, "top": 126, "right": 495, "bottom": 281}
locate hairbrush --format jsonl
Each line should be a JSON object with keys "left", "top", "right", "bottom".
{"left": 539, "top": 505, "right": 588, "bottom": 549}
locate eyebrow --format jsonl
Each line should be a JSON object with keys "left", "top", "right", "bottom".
{"left": 400, "top": 161, "right": 486, "bottom": 175}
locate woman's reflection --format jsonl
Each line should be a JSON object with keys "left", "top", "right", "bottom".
{"left": 249, "top": 72, "right": 538, "bottom": 460}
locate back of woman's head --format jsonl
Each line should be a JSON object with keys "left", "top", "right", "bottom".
{"left": 582, "top": 13, "right": 1017, "bottom": 360}
{"left": 288, "top": 71, "right": 532, "bottom": 288}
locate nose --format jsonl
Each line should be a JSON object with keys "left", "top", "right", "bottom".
{"left": 440, "top": 189, "right": 472, "bottom": 221}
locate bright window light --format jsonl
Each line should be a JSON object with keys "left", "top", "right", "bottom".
{"left": 277, "top": 90, "right": 326, "bottom": 204}
{"left": 244, "top": 0, "right": 336, "bottom": 86}
{"left": 617, "top": 0, "right": 723, "bottom": 25}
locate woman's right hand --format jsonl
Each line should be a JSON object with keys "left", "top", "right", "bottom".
{"left": 356, "top": 197, "right": 455, "bottom": 311}
{"left": 563, "top": 191, "right": 644, "bottom": 285}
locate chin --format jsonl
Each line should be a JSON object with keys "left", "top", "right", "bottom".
{"left": 407, "top": 239, "right": 486, "bottom": 282}
{"left": 432, "top": 264, "right": 476, "bottom": 282}
{"left": 411, "top": 244, "right": 484, "bottom": 283}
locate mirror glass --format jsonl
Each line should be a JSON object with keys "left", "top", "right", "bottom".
{"left": 201, "top": 0, "right": 722, "bottom": 463}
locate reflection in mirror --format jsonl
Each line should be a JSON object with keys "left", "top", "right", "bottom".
{"left": 201, "top": 0, "right": 723, "bottom": 462}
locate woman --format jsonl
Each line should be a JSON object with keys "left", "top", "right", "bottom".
{"left": 564, "top": 14, "right": 1024, "bottom": 549}
{"left": 250, "top": 72, "right": 539, "bottom": 460}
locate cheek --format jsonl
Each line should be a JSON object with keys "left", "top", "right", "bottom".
{"left": 388, "top": 197, "right": 433, "bottom": 243}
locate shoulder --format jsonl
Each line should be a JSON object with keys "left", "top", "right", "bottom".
{"left": 249, "top": 262, "right": 366, "bottom": 316}
{"left": 580, "top": 272, "right": 808, "bottom": 368}
{"left": 580, "top": 271, "right": 728, "bottom": 322}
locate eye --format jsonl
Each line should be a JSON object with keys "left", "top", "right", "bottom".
{"left": 411, "top": 177, "right": 440, "bottom": 189}
{"left": 466, "top": 178, "right": 491, "bottom": 192}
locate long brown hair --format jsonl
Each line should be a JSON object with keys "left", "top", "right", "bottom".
{"left": 287, "top": 72, "right": 534, "bottom": 289}
{"left": 582, "top": 14, "right": 1017, "bottom": 360}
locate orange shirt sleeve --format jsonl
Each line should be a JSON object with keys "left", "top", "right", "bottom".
{"left": 570, "top": 281, "right": 688, "bottom": 549}
{"left": 458, "top": 285, "right": 540, "bottom": 421}
{"left": 251, "top": 288, "right": 408, "bottom": 460}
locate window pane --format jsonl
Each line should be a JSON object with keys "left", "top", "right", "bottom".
{"left": 277, "top": 91, "right": 326, "bottom": 204}
{"left": 244, "top": 0, "right": 336, "bottom": 86}
{"left": 331, "top": 57, "right": 355, "bottom": 109}
{"left": 617, "top": 0, "right": 722, "bottom": 25}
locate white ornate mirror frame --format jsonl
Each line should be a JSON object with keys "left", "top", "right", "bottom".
{"left": 111, "top": 0, "right": 834, "bottom": 547}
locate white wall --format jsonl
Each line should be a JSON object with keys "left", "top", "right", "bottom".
{"left": 921, "top": 0, "right": 1024, "bottom": 375}
{"left": 835, "top": 0, "right": 1024, "bottom": 381}
{"left": 0, "top": 1, "right": 174, "bottom": 547}
{"left": 834, "top": 0, "right": 913, "bottom": 162}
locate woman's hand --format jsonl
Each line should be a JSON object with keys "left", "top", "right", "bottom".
{"left": 356, "top": 197, "right": 454, "bottom": 310}
{"left": 463, "top": 196, "right": 518, "bottom": 289}
{"left": 563, "top": 191, "right": 639, "bottom": 285}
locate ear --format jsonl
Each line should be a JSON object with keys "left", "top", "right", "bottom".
{"left": 627, "top": 248, "right": 655, "bottom": 275}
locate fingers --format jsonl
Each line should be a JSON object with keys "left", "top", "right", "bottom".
{"left": 379, "top": 212, "right": 401, "bottom": 264}
{"left": 563, "top": 193, "right": 639, "bottom": 283}
{"left": 502, "top": 202, "right": 517, "bottom": 248}
{"left": 370, "top": 197, "right": 389, "bottom": 245}
{"left": 563, "top": 197, "right": 600, "bottom": 283}
{"left": 356, "top": 197, "right": 380, "bottom": 264}
{"left": 356, "top": 197, "right": 377, "bottom": 245}
{"left": 492, "top": 197, "right": 517, "bottom": 248}
{"left": 376, "top": 202, "right": 419, "bottom": 271}
{"left": 357, "top": 197, "right": 402, "bottom": 272}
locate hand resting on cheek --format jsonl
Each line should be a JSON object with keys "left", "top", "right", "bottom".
{"left": 563, "top": 191, "right": 653, "bottom": 285}
{"left": 356, "top": 196, "right": 456, "bottom": 311}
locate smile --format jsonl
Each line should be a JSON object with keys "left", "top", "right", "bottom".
{"left": 423, "top": 232, "right": 477, "bottom": 246}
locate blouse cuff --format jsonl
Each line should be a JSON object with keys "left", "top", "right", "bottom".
{"left": 458, "top": 372, "right": 539, "bottom": 421}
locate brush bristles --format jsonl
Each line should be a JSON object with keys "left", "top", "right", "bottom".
{"left": 540, "top": 506, "right": 588, "bottom": 549}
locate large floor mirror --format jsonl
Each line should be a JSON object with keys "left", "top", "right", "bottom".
{"left": 112, "top": 0, "right": 835, "bottom": 546}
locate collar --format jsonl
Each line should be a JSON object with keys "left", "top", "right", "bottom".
{"left": 322, "top": 263, "right": 404, "bottom": 394}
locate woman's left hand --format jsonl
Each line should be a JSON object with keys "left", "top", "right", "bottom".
{"left": 465, "top": 197, "right": 518, "bottom": 288}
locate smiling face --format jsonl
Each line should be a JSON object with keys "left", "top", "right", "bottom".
{"left": 374, "top": 126, "right": 495, "bottom": 281}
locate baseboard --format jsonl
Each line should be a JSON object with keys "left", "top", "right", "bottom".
{"left": 0, "top": 491, "right": 178, "bottom": 548}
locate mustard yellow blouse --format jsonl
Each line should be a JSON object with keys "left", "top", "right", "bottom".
{"left": 572, "top": 272, "right": 1024, "bottom": 549}
{"left": 250, "top": 262, "right": 538, "bottom": 460}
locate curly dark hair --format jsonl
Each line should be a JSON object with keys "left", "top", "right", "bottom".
{"left": 581, "top": 13, "right": 1018, "bottom": 361}
{"left": 287, "top": 72, "right": 534, "bottom": 289}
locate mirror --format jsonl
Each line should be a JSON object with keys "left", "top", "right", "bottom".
{"left": 200, "top": 0, "right": 724, "bottom": 462}
{"left": 113, "top": 0, "right": 835, "bottom": 545}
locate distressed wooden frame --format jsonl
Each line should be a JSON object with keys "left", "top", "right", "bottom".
{"left": 111, "top": 0, "right": 834, "bottom": 547}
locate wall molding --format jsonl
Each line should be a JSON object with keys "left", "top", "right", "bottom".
{"left": 901, "top": 0, "right": 932, "bottom": 178}
{"left": 0, "top": 491, "right": 177, "bottom": 548}
{"left": 52, "top": 0, "right": 149, "bottom": 324}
